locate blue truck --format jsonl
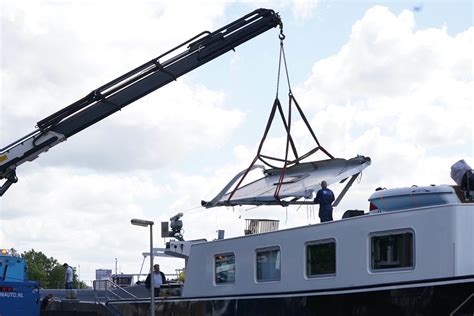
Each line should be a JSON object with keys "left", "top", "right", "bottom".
{"left": 0, "top": 249, "right": 40, "bottom": 316}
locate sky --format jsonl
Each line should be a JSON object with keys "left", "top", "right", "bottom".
{"left": 0, "top": 0, "right": 472, "bottom": 285}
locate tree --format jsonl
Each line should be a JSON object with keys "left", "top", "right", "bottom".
{"left": 22, "top": 249, "right": 59, "bottom": 288}
{"left": 21, "top": 249, "right": 89, "bottom": 289}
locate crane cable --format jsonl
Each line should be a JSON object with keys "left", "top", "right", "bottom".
{"left": 275, "top": 31, "right": 291, "bottom": 98}
{"left": 227, "top": 28, "right": 334, "bottom": 206}
{"left": 273, "top": 32, "right": 294, "bottom": 201}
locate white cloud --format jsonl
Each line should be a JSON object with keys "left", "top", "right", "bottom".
{"left": 1, "top": 167, "right": 160, "bottom": 221}
{"left": 291, "top": 0, "right": 320, "bottom": 21}
{"left": 0, "top": 166, "right": 165, "bottom": 277}
{"left": 301, "top": 6, "right": 472, "bottom": 100}
{"left": 297, "top": 6, "right": 473, "bottom": 170}
{"left": 0, "top": 0, "right": 235, "bottom": 282}
{"left": 1, "top": 3, "right": 472, "bottom": 285}
{"left": 32, "top": 82, "right": 245, "bottom": 171}
{"left": 0, "top": 1, "right": 243, "bottom": 172}
{"left": 238, "top": 0, "right": 320, "bottom": 21}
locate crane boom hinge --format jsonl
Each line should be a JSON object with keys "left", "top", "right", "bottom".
{"left": 0, "top": 170, "right": 18, "bottom": 197}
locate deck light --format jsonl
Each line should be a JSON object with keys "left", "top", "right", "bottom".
{"left": 131, "top": 219, "right": 154, "bottom": 227}
{"left": 131, "top": 218, "right": 155, "bottom": 316}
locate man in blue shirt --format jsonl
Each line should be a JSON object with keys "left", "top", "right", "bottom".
{"left": 314, "top": 181, "right": 335, "bottom": 222}
{"left": 63, "top": 263, "right": 74, "bottom": 299}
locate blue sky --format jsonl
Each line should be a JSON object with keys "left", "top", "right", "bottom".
{"left": 1, "top": 0, "right": 472, "bottom": 284}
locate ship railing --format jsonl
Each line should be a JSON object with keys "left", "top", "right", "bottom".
{"left": 93, "top": 279, "right": 139, "bottom": 303}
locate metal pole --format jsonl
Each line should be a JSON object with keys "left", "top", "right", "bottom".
{"left": 150, "top": 223, "right": 155, "bottom": 316}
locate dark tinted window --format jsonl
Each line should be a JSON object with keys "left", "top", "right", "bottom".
{"left": 306, "top": 240, "right": 336, "bottom": 276}
{"left": 371, "top": 231, "right": 414, "bottom": 270}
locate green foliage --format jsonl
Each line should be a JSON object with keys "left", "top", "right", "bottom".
{"left": 21, "top": 249, "right": 58, "bottom": 288}
{"left": 76, "top": 278, "right": 89, "bottom": 289}
{"left": 21, "top": 249, "right": 89, "bottom": 289}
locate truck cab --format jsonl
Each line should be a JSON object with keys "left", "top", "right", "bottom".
{"left": 0, "top": 249, "right": 40, "bottom": 316}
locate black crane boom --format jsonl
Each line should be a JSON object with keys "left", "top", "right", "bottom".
{"left": 0, "top": 9, "right": 282, "bottom": 196}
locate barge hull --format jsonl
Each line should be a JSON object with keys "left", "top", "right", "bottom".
{"left": 108, "top": 277, "right": 474, "bottom": 316}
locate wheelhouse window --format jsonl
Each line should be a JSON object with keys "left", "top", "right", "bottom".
{"left": 371, "top": 230, "right": 414, "bottom": 270}
{"left": 306, "top": 239, "right": 336, "bottom": 277}
{"left": 215, "top": 253, "right": 235, "bottom": 284}
{"left": 256, "top": 247, "right": 281, "bottom": 282}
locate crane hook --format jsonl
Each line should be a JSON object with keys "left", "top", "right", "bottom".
{"left": 278, "top": 22, "right": 286, "bottom": 41}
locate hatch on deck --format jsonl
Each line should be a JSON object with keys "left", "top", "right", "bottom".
{"left": 368, "top": 185, "right": 460, "bottom": 212}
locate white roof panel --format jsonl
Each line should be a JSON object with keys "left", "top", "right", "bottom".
{"left": 202, "top": 155, "right": 371, "bottom": 208}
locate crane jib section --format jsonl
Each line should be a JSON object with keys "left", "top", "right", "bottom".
{"left": 0, "top": 9, "right": 282, "bottom": 196}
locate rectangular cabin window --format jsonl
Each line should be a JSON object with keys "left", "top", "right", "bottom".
{"left": 256, "top": 247, "right": 281, "bottom": 282}
{"left": 215, "top": 253, "right": 235, "bottom": 284}
{"left": 306, "top": 239, "right": 336, "bottom": 277}
{"left": 371, "top": 230, "right": 414, "bottom": 270}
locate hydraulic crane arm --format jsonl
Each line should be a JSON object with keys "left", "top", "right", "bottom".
{"left": 0, "top": 9, "right": 282, "bottom": 196}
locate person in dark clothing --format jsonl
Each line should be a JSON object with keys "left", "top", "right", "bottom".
{"left": 451, "top": 160, "right": 473, "bottom": 199}
{"left": 145, "top": 264, "right": 167, "bottom": 297}
{"left": 40, "top": 294, "right": 53, "bottom": 310}
{"left": 461, "top": 170, "right": 473, "bottom": 194}
{"left": 314, "top": 181, "right": 335, "bottom": 222}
